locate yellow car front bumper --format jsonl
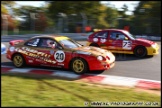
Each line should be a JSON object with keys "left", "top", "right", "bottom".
{"left": 146, "top": 44, "right": 159, "bottom": 55}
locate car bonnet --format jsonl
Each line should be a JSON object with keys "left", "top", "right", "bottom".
{"left": 74, "top": 46, "right": 114, "bottom": 58}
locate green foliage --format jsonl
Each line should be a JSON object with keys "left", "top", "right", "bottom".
{"left": 46, "top": 17, "right": 55, "bottom": 27}
{"left": 105, "top": 7, "right": 119, "bottom": 28}
{"left": 1, "top": 1, "right": 15, "bottom": 7}
{"left": 3, "top": 1, "right": 160, "bottom": 34}
{"left": 1, "top": 1, "right": 15, "bottom": 14}
{"left": 132, "top": 1, "right": 161, "bottom": 35}
{"left": 13, "top": 6, "right": 44, "bottom": 16}
{"left": 13, "top": 6, "right": 48, "bottom": 31}
{"left": 1, "top": 4, "right": 8, "bottom": 14}
{"left": 95, "top": 5, "right": 109, "bottom": 28}
{"left": 47, "top": 1, "right": 102, "bottom": 19}
{"left": 47, "top": 1, "right": 120, "bottom": 31}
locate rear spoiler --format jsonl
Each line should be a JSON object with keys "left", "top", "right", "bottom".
{"left": 9, "top": 40, "right": 24, "bottom": 46}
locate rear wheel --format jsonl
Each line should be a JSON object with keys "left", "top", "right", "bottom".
{"left": 134, "top": 46, "right": 147, "bottom": 58}
{"left": 12, "top": 54, "right": 25, "bottom": 67}
{"left": 70, "top": 58, "right": 88, "bottom": 74}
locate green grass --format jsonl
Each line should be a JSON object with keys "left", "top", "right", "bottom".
{"left": 1, "top": 75, "right": 161, "bottom": 107}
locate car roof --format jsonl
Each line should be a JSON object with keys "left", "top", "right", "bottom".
{"left": 31, "top": 34, "right": 65, "bottom": 38}
{"left": 100, "top": 29, "right": 126, "bottom": 32}
{"left": 31, "top": 35, "right": 70, "bottom": 40}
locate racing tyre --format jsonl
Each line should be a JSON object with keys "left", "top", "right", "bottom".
{"left": 134, "top": 46, "right": 147, "bottom": 58}
{"left": 71, "top": 58, "right": 88, "bottom": 74}
{"left": 89, "top": 43, "right": 99, "bottom": 47}
{"left": 13, "top": 54, "right": 25, "bottom": 68}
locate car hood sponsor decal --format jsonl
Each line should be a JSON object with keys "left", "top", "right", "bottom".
{"left": 74, "top": 46, "right": 112, "bottom": 57}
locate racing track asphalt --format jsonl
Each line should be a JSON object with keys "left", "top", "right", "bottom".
{"left": 1, "top": 41, "right": 161, "bottom": 81}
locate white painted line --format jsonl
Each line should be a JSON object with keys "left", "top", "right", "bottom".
{"left": 52, "top": 71, "right": 80, "bottom": 79}
{"left": 1, "top": 65, "right": 15, "bottom": 68}
{"left": 9, "top": 68, "right": 32, "bottom": 73}
{"left": 100, "top": 74, "right": 161, "bottom": 83}
{"left": 100, "top": 75, "right": 139, "bottom": 87}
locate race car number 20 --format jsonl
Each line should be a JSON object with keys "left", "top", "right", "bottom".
{"left": 54, "top": 50, "right": 65, "bottom": 62}
{"left": 123, "top": 40, "right": 132, "bottom": 50}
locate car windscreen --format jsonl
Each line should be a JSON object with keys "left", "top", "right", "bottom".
{"left": 122, "top": 30, "right": 136, "bottom": 40}
{"left": 59, "top": 39, "right": 82, "bottom": 48}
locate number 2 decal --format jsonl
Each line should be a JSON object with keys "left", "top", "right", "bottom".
{"left": 123, "top": 40, "right": 132, "bottom": 50}
{"left": 54, "top": 50, "right": 65, "bottom": 62}
{"left": 56, "top": 53, "right": 64, "bottom": 60}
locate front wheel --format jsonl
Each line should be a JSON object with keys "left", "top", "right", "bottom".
{"left": 134, "top": 46, "right": 147, "bottom": 58}
{"left": 89, "top": 43, "right": 99, "bottom": 47}
{"left": 12, "top": 54, "right": 25, "bottom": 67}
{"left": 70, "top": 58, "right": 88, "bottom": 74}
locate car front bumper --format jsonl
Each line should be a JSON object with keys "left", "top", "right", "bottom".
{"left": 86, "top": 41, "right": 91, "bottom": 46}
{"left": 146, "top": 44, "right": 159, "bottom": 55}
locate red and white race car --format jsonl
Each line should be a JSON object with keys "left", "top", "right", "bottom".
{"left": 6, "top": 35, "right": 115, "bottom": 74}
{"left": 87, "top": 29, "right": 159, "bottom": 57}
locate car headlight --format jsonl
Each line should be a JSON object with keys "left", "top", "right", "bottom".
{"left": 97, "top": 56, "right": 103, "bottom": 61}
{"left": 151, "top": 44, "right": 156, "bottom": 48}
{"left": 97, "top": 56, "right": 106, "bottom": 61}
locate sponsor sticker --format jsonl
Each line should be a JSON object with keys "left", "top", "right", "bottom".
{"left": 28, "top": 60, "right": 33, "bottom": 63}
{"left": 93, "top": 38, "right": 98, "bottom": 42}
{"left": 100, "top": 38, "right": 106, "bottom": 43}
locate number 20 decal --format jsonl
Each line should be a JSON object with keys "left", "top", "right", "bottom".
{"left": 54, "top": 50, "right": 65, "bottom": 62}
{"left": 123, "top": 40, "right": 132, "bottom": 50}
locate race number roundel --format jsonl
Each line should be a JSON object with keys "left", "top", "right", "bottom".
{"left": 123, "top": 40, "right": 132, "bottom": 50}
{"left": 54, "top": 50, "right": 65, "bottom": 62}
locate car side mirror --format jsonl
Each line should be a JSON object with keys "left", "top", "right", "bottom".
{"left": 58, "top": 46, "right": 63, "bottom": 50}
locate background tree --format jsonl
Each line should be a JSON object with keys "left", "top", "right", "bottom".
{"left": 95, "top": 4, "right": 109, "bottom": 28}
{"left": 1, "top": 4, "right": 8, "bottom": 14}
{"left": 117, "top": 4, "right": 132, "bottom": 30}
{"left": 1, "top": 1, "right": 15, "bottom": 7}
{"left": 47, "top": 1, "right": 109, "bottom": 32}
{"left": 13, "top": 6, "right": 48, "bottom": 31}
{"left": 104, "top": 7, "right": 119, "bottom": 28}
{"left": 1, "top": 1, "right": 17, "bottom": 32}
{"left": 132, "top": 1, "right": 161, "bottom": 35}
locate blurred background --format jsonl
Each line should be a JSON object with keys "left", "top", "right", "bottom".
{"left": 1, "top": 1, "right": 161, "bottom": 36}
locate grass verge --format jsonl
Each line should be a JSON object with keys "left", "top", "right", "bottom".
{"left": 1, "top": 75, "right": 161, "bottom": 107}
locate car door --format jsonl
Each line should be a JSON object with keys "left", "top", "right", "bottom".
{"left": 23, "top": 37, "right": 43, "bottom": 65}
{"left": 107, "top": 31, "right": 132, "bottom": 51}
{"left": 37, "top": 38, "right": 71, "bottom": 68}
{"left": 93, "top": 31, "right": 109, "bottom": 49}
{"left": 35, "top": 38, "right": 59, "bottom": 67}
